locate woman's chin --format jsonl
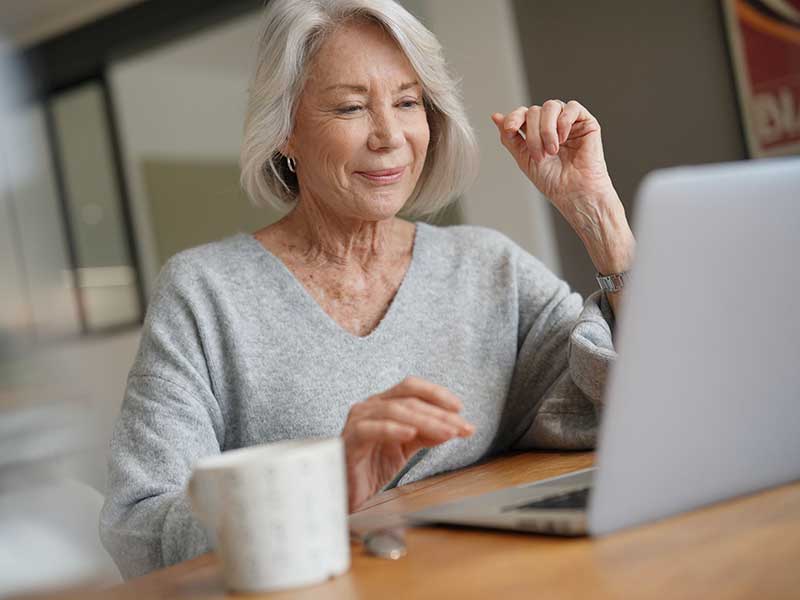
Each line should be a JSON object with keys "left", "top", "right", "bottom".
{"left": 351, "top": 192, "right": 410, "bottom": 221}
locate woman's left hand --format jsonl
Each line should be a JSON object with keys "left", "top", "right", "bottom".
{"left": 492, "top": 100, "right": 635, "bottom": 301}
{"left": 492, "top": 100, "right": 616, "bottom": 222}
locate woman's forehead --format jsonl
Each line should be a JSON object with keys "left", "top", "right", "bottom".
{"left": 307, "top": 21, "right": 417, "bottom": 91}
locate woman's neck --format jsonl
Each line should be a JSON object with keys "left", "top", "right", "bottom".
{"left": 269, "top": 198, "right": 414, "bottom": 272}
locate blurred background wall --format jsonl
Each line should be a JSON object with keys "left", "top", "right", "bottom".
{"left": 107, "top": 12, "right": 272, "bottom": 296}
{"left": 512, "top": 0, "right": 747, "bottom": 291}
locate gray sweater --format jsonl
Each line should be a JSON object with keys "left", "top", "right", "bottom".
{"left": 100, "top": 223, "right": 616, "bottom": 579}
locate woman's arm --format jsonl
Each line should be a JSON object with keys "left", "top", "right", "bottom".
{"left": 487, "top": 99, "right": 631, "bottom": 451}
{"left": 492, "top": 250, "right": 615, "bottom": 453}
{"left": 99, "top": 256, "right": 224, "bottom": 579}
{"left": 101, "top": 377, "right": 221, "bottom": 579}
{"left": 492, "top": 99, "right": 635, "bottom": 315}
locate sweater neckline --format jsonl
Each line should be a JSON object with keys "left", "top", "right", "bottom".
{"left": 239, "top": 222, "right": 426, "bottom": 343}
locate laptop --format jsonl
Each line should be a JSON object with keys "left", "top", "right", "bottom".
{"left": 409, "top": 157, "right": 800, "bottom": 536}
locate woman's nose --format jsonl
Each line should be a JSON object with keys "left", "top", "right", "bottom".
{"left": 367, "top": 109, "right": 404, "bottom": 151}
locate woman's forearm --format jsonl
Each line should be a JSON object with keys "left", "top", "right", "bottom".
{"left": 568, "top": 188, "right": 635, "bottom": 315}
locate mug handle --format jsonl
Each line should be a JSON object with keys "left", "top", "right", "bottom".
{"left": 187, "top": 471, "right": 222, "bottom": 549}
{"left": 187, "top": 472, "right": 204, "bottom": 519}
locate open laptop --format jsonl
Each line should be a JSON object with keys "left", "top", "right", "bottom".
{"left": 410, "top": 157, "right": 800, "bottom": 536}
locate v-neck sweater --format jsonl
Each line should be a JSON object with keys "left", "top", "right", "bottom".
{"left": 100, "top": 222, "right": 617, "bottom": 579}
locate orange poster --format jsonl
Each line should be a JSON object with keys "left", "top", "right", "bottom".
{"left": 723, "top": 0, "right": 800, "bottom": 157}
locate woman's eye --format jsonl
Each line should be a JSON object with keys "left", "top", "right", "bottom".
{"left": 399, "top": 100, "right": 421, "bottom": 109}
{"left": 337, "top": 105, "right": 362, "bottom": 115}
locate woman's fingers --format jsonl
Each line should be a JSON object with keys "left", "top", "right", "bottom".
{"left": 350, "top": 419, "right": 417, "bottom": 445}
{"left": 539, "top": 100, "right": 563, "bottom": 156}
{"left": 362, "top": 396, "right": 473, "bottom": 437}
{"left": 503, "top": 106, "right": 529, "bottom": 135}
{"left": 524, "top": 105, "right": 546, "bottom": 162}
{"left": 403, "top": 397, "right": 474, "bottom": 434}
{"left": 508, "top": 105, "right": 537, "bottom": 163}
{"left": 557, "top": 100, "right": 583, "bottom": 144}
{"left": 492, "top": 112, "right": 529, "bottom": 169}
{"left": 494, "top": 99, "right": 591, "bottom": 165}
{"left": 347, "top": 376, "right": 475, "bottom": 451}
{"left": 349, "top": 413, "right": 454, "bottom": 449}
{"left": 343, "top": 377, "right": 476, "bottom": 511}
{"left": 381, "top": 376, "right": 464, "bottom": 413}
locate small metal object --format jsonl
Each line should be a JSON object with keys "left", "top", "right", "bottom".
{"left": 360, "top": 528, "right": 407, "bottom": 560}
{"left": 596, "top": 271, "right": 628, "bottom": 294}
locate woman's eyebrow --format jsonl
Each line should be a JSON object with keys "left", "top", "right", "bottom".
{"left": 323, "top": 83, "right": 368, "bottom": 93}
{"left": 322, "top": 81, "right": 420, "bottom": 93}
{"left": 397, "top": 81, "right": 420, "bottom": 91}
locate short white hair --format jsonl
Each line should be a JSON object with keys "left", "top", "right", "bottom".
{"left": 239, "top": 0, "right": 479, "bottom": 218}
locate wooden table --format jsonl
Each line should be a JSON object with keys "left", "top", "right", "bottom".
{"left": 106, "top": 451, "right": 800, "bottom": 599}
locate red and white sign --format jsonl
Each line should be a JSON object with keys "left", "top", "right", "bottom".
{"left": 724, "top": 0, "right": 800, "bottom": 157}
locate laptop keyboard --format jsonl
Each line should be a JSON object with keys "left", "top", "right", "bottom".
{"left": 509, "top": 487, "right": 591, "bottom": 511}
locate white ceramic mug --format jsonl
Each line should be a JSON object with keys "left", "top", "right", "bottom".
{"left": 188, "top": 438, "right": 350, "bottom": 593}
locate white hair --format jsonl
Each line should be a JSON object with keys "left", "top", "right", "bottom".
{"left": 239, "top": 0, "right": 479, "bottom": 218}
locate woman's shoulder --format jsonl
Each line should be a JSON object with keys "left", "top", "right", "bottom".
{"left": 418, "top": 222, "right": 517, "bottom": 252}
{"left": 417, "top": 222, "right": 559, "bottom": 285}
{"left": 417, "top": 222, "right": 533, "bottom": 266}
{"left": 153, "top": 232, "right": 265, "bottom": 299}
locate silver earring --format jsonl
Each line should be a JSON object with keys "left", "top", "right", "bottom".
{"left": 287, "top": 156, "right": 296, "bottom": 173}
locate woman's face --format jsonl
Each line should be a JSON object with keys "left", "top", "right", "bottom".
{"left": 285, "top": 21, "right": 430, "bottom": 222}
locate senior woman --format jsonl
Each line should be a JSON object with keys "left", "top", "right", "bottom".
{"left": 101, "top": 0, "right": 635, "bottom": 579}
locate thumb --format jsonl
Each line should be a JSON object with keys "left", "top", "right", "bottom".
{"left": 490, "top": 112, "right": 529, "bottom": 169}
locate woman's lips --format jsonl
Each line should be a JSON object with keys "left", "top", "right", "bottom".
{"left": 355, "top": 167, "right": 406, "bottom": 184}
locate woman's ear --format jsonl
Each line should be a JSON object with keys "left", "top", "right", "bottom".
{"left": 279, "top": 134, "right": 295, "bottom": 159}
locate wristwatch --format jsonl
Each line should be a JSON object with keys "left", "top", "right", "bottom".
{"left": 596, "top": 271, "right": 628, "bottom": 294}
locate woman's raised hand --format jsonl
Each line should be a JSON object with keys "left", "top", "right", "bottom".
{"left": 341, "top": 376, "right": 474, "bottom": 512}
{"left": 491, "top": 100, "right": 620, "bottom": 230}
{"left": 492, "top": 100, "right": 635, "bottom": 296}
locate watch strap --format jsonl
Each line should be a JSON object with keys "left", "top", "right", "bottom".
{"left": 596, "top": 271, "right": 628, "bottom": 294}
